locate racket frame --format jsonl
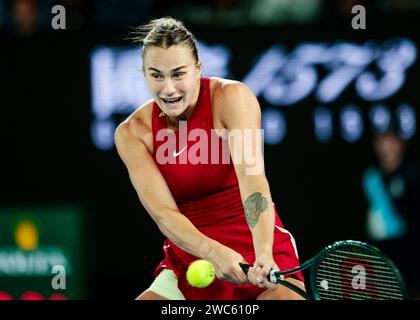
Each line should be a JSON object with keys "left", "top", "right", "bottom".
{"left": 241, "top": 240, "right": 408, "bottom": 300}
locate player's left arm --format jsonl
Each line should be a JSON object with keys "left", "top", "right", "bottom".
{"left": 215, "top": 80, "right": 278, "bottom": 290}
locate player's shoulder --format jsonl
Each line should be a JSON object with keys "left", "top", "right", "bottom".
{"left": 210, "top": 77, "right": 259, "bottom": 119}
{"left": 210, "top": 77, "right": 251, "bottom": 98}
{"left": 115, "top": 98, "right": 154, "bottom": 143}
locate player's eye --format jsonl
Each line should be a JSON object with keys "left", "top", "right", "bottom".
{"left": 151, "top": 73, "right": 163, "bottom": 79}
{"left": 173, "top": 72, "right": 185, "bottom": 78}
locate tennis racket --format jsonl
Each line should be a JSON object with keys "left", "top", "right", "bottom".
{"left": 240, "top": 240, "right": 408, "bottom": 300}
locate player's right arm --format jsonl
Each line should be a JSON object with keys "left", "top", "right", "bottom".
{"left": 114, "top": 117, "right": 248, "bottom": 284}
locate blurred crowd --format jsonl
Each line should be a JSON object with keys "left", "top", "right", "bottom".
{"left": 363, "top": 128, "right": 420, "bottom": 298}
{"left": 1, "top": 0, "right": 420, "bottom": 36}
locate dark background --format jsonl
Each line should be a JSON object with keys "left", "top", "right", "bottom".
{"left": 1, "top": 0, "right": 419, "bottom": 299}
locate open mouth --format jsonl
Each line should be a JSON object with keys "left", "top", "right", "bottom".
{"left": 161, "top": 97, "right": 183, "bottom": 105}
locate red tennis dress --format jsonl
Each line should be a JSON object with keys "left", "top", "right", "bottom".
{"left": 151, "top": 77, "right": 304, "bottom": 300}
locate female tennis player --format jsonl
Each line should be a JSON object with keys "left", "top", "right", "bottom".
{"left": 115, "top": 17, "right": 305, "bottom": 300}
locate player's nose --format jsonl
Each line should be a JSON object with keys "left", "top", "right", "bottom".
{"left": 162, "top": 79, "right": 177, "bottom": 97}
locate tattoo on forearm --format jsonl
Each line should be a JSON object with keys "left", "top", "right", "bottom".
{"left": 244, "top": 192, "right": 268, "bottom": 228}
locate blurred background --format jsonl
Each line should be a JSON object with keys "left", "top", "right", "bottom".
{"left": 0, "top": 0, "right": 419, "bottom": 300}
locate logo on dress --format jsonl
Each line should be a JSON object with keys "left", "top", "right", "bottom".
{"left": 173, "top": 145, "right": 187, "bottom": 158}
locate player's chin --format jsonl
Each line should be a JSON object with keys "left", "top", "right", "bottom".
{"left": 162, "top": 106, "right": 184, "bottom": 117}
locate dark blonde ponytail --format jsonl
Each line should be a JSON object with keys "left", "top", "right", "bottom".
{"left": 130, "top": 17, "right": 199, "bottom": 66}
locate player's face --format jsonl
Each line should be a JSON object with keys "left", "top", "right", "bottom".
{"left": 144, "top": 45, "right": 202, "bottom": 119}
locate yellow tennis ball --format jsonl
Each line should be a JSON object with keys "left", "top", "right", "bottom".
{"left": 186, "top": 259, "right": 215, "bottom": 288}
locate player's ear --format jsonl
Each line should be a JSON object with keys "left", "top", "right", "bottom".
{"left": 196, "top": 60, "right": 202, "bottom": 79}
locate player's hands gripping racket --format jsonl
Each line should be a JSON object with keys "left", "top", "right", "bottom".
{"left": 240, "top": 240, "right": 408, "bottom": 300}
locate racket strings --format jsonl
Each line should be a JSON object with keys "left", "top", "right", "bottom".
{"left": 318, "top": 259, "right": 397, "bottom": 278}
{"left": 314, "top": 244, "right": 404, "bottom": 300}
{"left": 316, "top": 270, "right": 403, "bottom": 290}
{"left": 315, "top": 289, "right": 401, "bottom": 300}
{"left": 320, "top": 275, "right": 400, "bottom": 293}
{"left": 316, "top": 283, "right": 403, "bottom": 300}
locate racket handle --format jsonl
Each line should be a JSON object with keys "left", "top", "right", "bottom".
{"left": 239, "top": 263, "right": 283, "bottom": 282}
{"left": 240, "top": 263, "right": 310, "bottom": 299}
{"left": 239, "top": 263, "right": 251, "bottom": 274}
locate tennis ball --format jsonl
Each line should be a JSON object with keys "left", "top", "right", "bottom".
{"left": 186, "top": 259, "right": 215, "bottom": 288}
